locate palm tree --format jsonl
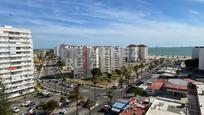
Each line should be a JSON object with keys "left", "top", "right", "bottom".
{"left": 107, "top": 73, "right": 112, "bottom": 82}
{"left": 0, "top": 79, "right": 11, "bottom": 115}
{"left": 36, "top": 64, "right": 43, "bottom": 80}
{"left": 85, "top": 98, "right": 94, "bottom": 115}
{"left": 121, "top": 67, "right": 131, "bottom": 98}
{"left": 73, "top": 86, "right": 80, "bottom": 115}
{"left": 91, "top": 68, "right": 102, "bottom": 105}
{"left": 133, "top": 65, "right": 139, "bottom": 78}
{"left": 57, "top": 60, "right": 65, "bottom": 95}
{"left": 107, "top": 90, "right": 113, "bottom": 105}
{"left": 138, "top": 63, "right": 145, "bottom": 75}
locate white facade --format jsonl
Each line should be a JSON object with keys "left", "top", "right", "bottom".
{"left": 57, "top": 45, "right": 99, "bottom": 77}
{"left": 199, "top": 48, "right": 204, "bottom": 70}
{"left": 127, "top": 44, "right": 148, "bottom": 62}
{"left": 99, "top": 46, "right": 111, "bottom": 73}
{"left": 138, "top": 45, "right": 148, "bottom": 60}
{"left": 56, "top": 45, "right": 127, "bottom": 76}
{"left": 127, "top": 45, "right": 138, "bottom": 62}
{"left": 0, "top": 25, "right": 34, "bottom": 98}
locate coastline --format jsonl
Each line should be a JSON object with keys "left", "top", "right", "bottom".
{"left": 148, "top": 55, "right": 191, "bottom": 60}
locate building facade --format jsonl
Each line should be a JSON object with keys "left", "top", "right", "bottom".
{"left": 192, "top": 47, "right": 200, "bottom": 59}
{"left": 127, "top": 44, "right": 139, "bottom": 62}
{"left": 138, "top": 44, "right": 148, "bottom": 60}
{"left": 56, "top": 44, "right": 128, "bottom": 77}
{"left": 0, "top": 25, "right": 34, "bottom": 98}
{"left": 199, "top": 48, "right": 204, "bottom": 70}
{"left": 127, "top": 44, "right": 148, "bottom": 62}
{"left": 192, "top": 46, "right": 204, "bottom": 70}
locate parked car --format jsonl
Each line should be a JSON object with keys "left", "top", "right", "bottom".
{"left": 26, "top": 102, "right": 35, "bottom": 107}
{"left": 57, "top": 109, "right": 67, "bottom": 115}
{"left": 27, "top": 107, "right": 35, "bottom": 114}
{"left": 12, "top": 107, "right": 20, "bottom": 113}
{"left": 21, "top": 101, "right": 31, "bottom": 107}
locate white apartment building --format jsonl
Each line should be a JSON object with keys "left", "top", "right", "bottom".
{"left": 110, "top": 47, "right": 126, "bottom": 71}
{"left": 0, "top": 25, "right": 34, "bottom": 98}
{"left": 127, "top": 44, "right": 148, "bottom": 62}
{"left": 138, "top": 44, "right": 148, "bottom": 60}
{"left": 199, "top": 48, "right": 204, "bottom": 70}
{"left": 56, "top": 45, "right": 127, "bottom": 77}
{"left": 127, "top": 44, "right": 139, "bottom": 62}
{"left": 99, "top": 46, "right": 112, "bottom": 73}
{"left": 57, "top": 45, "right": 99, "bottom": 77}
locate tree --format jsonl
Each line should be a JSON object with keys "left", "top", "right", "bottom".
{"left": 46, "top": 100, "right": 59, "bottom": 111}
{"left": 36, "top": 64, "right": 43, "bottom": 79}
{"left": 130, "top": 87, "right": 145, "bottom": 96}
{"left": 119, "top": 77, "right": 124, "bottom": 88}
{"left": 107, "top": 90, "right": 113, "bottom": 105}
{"left": 85, "top": 98, "right": 94, "bottom": 115}
{"left": 57, "top": 60, "right": 66, "bottom": 95}
{"left": 107, "top": 73, "right": 112, "bottom": 82}
{"left": 38, "top": 102, "right": 47, "bottom": 112}
{"left": 133, "top": 65, "right": 139, "bottom": 78}
{"left": 91, "top": 68, "right": 102, "bottom": 105}
{"left": 138, "top": 63, "right": 145, "bottom": 75}
{"left": 0, "top": 79, "right": 12, "bottom": 115}
{"left": 60, "top": 96, "right": 66, "bottom": 103}
{"left": 38, "top": 100, "right": 59, "bottom": 113}
{"left": 73, "top": 86, "right": 80, "bottom": 115}
{"left": 115, "top": 69, "right": 122, "bottom": 76}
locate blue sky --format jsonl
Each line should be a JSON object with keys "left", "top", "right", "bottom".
{"left": 1, "top": 0, "right": 204, "bottom": 48}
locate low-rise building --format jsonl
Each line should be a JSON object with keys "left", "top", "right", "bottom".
{"left": 146, "top": 98, "right": 187, "bottom": 115}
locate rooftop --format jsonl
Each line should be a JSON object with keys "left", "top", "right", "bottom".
{"left": 148, "top": 79, "right": 166, "bottom": 90}
{"left": 146, "top": 98, "right": 186, "bottom": 115}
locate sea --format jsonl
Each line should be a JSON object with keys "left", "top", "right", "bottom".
{"left": 149, "top": 47, "right": 192, "bottom": 56}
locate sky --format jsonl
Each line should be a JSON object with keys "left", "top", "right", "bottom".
{"left": 1, "top": 0, "right": 204, "bottom": 49}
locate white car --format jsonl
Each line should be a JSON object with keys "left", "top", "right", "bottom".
{"left": 21, "top": 101, "right": 31, "bottom": 107}
{"left": 12, "top": 107, "right": 20, "bottom": 113}
{"left": 57, "top": 109, "right": 67, "bottom": 115}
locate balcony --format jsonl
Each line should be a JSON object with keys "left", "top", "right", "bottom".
{"left": 0, "top": 70, "right": 9, "bottom": 74}
{"left": 0, "top": 59, "right": 9, "bottom": 63}
{"left": 0, "top": 64, "right": 10, "bottom": 69}
{"left": 0, "top": 49, "right": 9, "bottom": 52}
{"left": 0, "top": 38, "right": 8, "bottom": 42}
{"left": 0, "top": 44, "right": 9, "bottom": 47}
{"left": 6, "top": 85, "right": 34, "bottom": 93}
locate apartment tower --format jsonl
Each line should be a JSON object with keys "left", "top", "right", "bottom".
{"left": 0, "top": 26, "right": 34, "bottom": 98}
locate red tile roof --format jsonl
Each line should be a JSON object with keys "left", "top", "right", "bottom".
{"left": 119, "top": 108, "right": 145, "bottom": 115}
{"left": 163, "top": 82, "right": 187, "bottom": 91}
{"left": 148, "top": 79, "right": 166, "bottom": 90}
{"left": 183, "top": 78, "right": 196, "bottom": 83}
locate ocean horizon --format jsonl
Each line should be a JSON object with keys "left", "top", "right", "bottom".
{"left": 149, "top": 47, "right": 192, "bottom": 56}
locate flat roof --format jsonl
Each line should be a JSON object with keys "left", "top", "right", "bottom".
{"left": 146, "top": 98, "right": 186, "bottom": 115}
{"left": 195, "top": 82, "right": 204, "bottom": 115}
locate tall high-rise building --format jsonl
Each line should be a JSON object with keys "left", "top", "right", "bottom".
{"left": 192, "top": 47, "right": 200, "bottom": 59}
{"left": 127, "top": 44, "right": 148, "bottom": 62}
{"left": 0, "top": 25, "right": 34, "bottom": 98}
{"left": 137, "top": 44, "right": 148, "bottom": 60}
{"left": 56, "top": 44, "right": 148, "bottom": 77}
{"left": 127, "top": 44, "right": 139, "bottom": 62}
{"left": 199, "top": 48, "right": 204, "bottom": 70}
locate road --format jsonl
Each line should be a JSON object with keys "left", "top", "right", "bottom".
{"left": 37, "top": 58, "right": 171, "bottom": 115}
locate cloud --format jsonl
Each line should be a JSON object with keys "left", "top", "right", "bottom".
{"left": 1, "top": 0, "right": 204, "bottom": 48}
{"left": 189, "top": 9, "right": 200, "bottom": 15}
